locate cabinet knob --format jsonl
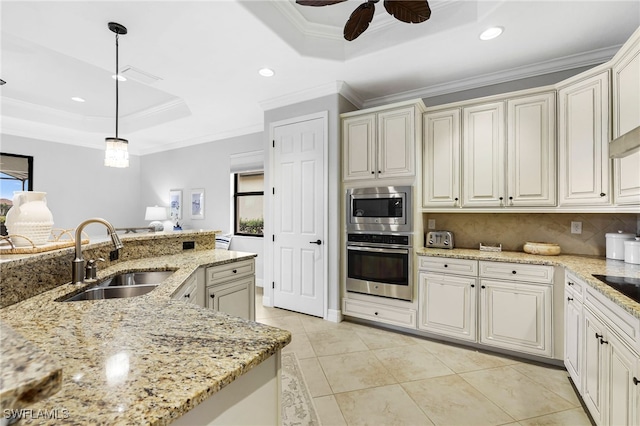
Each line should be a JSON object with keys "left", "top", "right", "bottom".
{"left": 371, "top": 171, "right": 374, "bottom": 174}
{"left": 600, "top": 193, "right": 606, "bottom": 197}
{"left": 508, "top": 196, "right": 513, "bottom": 200}
{"left": 512, "top": 270, "right": 517, "bottom": 275}
{"left": 481, "top": 285, "right": 486, "bottom": 289}
{"left": 232, "top": 269, "right": 237, "bottom": 273}
{"left": 184, "top": 294, "right": 190, "bottom": 298}
{"left": 444, "top": 264, "right": 448, "bottom": 268}
{"left": 499, "top": 197, "right": 504, "bottom": 201}
{"left": 567, "top": 297, "right": 573, "bottom": 301}
{"left": 470, "top": 284, "right": 475, "bottom": 288}
{"left": 374, "top": 311, "right": 379, "bottom": 316}
{"left": 633, "top": 377, "right": 639, "bottom": 385}
{"left": 210, "top": 294, "right": 215, "bottom": 299}
{"left": 568, "top": 282, "right": 574, "bottom": 286}
{"left": 454, "top": 198, "right": 459, "bottom": 201}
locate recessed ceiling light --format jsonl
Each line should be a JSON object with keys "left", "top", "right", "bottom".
{"left": 479, "top": 27, "right": 504, "bottom": 41}
{"left": 112, "top": 74, "right": 127, "bottom": 81}
{"left": 71, "top": 97, "right": 85, "bottom": 102}
{"left": 258, "top": 68, "right": 275, "bottom": 77}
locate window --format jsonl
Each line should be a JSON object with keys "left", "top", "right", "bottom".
{"left": 233, "top": 172, "right": 264, "bottom": 237}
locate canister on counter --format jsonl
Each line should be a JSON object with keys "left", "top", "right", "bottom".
{"left": 624, "top": 237, "right": 640, "bottom": 264}
{"left": 605, "top": 230, "right": 636, "bottom": 260}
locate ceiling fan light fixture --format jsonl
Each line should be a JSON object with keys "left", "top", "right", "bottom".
{"left": 104, "top": 21, "right": 129, "bottom": 168}
{"left": 479, "top": 26, "right": 504, "bottom": 41}
{"left": 258, "top": 67, "right": 275, "bottom": 77}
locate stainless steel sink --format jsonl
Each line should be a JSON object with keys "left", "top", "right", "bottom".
{"left": 99, "top": 271, "right": 174, "bottom": 287}
{"left": 63, "top": 284, "right": 159, "bottom": 301}
{"left": 61, "top": 270, "right": 174, "bottom": 302}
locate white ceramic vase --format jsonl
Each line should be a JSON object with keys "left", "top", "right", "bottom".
{"left": 5, "top": 191, "right": 54, "bottom": 247}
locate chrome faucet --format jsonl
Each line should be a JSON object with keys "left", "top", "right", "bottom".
{"left": 72, "top": 218, "right": 123, "bottom": 284}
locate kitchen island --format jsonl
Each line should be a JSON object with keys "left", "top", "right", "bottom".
{"left": 0, "top": 240, "right": 291, "bottom": 425}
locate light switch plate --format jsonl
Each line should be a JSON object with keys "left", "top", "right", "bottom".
{"left": 571, "top": 221, "right": 582, "bottom": 234}
{"left": 428, "top": 219, "right": 436, "bottom": 229}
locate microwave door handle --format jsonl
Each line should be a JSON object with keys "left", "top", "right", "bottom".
{"left": 347, "top": 246, "right": 409, "bottom": 255}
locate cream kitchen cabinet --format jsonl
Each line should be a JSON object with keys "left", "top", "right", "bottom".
{"left": 582, "top": 284, "right": 640, "bottom": 426}
{"left": 462, "top": 92, "right": 556, "bottom": 208}
{"left": 418, "top": 257, "right": 478, "bottom": 341}
{"left": 172, "top": 268, "right": 205, "bottom": 308}
{"left": 478, "top": 261, "right": 553, "bottom": 357}
{"left": 206, "top": 258, "right": 255, "bottom": 321}
{"left": 423, "top": 108, "right": 461, "bottom": 207}
{"left": 611, "top": 28, "right": 640, "bottom": 206}
{"left": 564, "top": 272, "right": 585, "bottom": 391}
{"left": 557, "top": 70, "right": 611, "bottom": 206}
{"left": 342, "top": 99, "right": 426, "bottom": 181}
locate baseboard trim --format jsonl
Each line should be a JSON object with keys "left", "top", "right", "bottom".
{"left": 326, "top": 308, "right": 342, "bottom": 323}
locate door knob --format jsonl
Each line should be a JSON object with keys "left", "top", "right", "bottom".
{"left": 309, "top": 240, "right": 322, "bottom": 245}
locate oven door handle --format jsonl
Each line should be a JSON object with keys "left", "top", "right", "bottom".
{"left": 347, "top": 245, "right": 410, "bottom": 255}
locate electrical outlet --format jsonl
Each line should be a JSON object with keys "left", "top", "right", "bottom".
{"left": 571, "top": 221, "right": 582, "bottom": 234}
{"left": 428, "top": 219, "right": 436, "bottom": 230}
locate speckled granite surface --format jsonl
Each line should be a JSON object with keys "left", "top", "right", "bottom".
{"left": 0, "top": 249, "right": 291, "bottom": 425}
{"left": 0, "top": 322, "right": 62, "bottom": 411}
{"left": 417, "top": 248, "right": 640, "bottom": 319}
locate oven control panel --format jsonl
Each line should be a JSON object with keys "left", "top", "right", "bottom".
{"left": 348, "top": 233, "right": 410, "bottom": 246}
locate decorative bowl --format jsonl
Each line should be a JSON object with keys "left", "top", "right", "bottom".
{"left": 523, "top": 242, "right": 561, "bottom": 256}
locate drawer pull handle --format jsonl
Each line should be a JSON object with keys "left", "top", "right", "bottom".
{"left": 600, "top": 339, "right": 609, "bottom": 345}
{"left": 595, "top": 333, "right": 603, "bottom": 340}
{"left": 567, "top": 297, "right": 573, "bottom": 301}
{"left": 633, "top": 377, "right": 639, "bottom": 385}
{"left": 568, "top": 282, "right": 574, "bottom": 286}
{"left": 184, "top": 294, "right": 190, "bottom": 298}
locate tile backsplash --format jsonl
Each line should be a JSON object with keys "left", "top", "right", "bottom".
{"left": 423, "top": 213, "right": 639, "bottom": 256}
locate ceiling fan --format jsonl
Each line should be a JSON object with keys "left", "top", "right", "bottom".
{"left": 296, "top": 0, "right": 431, "bottom": 41}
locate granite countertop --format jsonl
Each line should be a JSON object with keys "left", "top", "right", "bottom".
{"left": 0, "top": 249, "right": 291, "bottom": 425}
{"left": 416, "top": 247, "right": 640, "bottom": 320}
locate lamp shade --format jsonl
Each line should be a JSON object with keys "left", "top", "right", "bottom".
{"left": 145, "top": 206, "right": 168, "bottom": 221}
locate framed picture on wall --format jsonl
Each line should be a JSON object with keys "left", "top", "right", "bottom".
{"left": 190, "top": 188, "right": 205, "bottom": 220}
{"left": 169, "top": 189, "right": 182, "bottom": 222}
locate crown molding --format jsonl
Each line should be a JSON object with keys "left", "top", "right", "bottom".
{"left": 259, "top": 80, "right": 363, "bottom": 111}
{"left": 363, "top": 44, "right": 621, "bottom": 108}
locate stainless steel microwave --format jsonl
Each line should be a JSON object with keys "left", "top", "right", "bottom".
{"left": 346, "top": 186, "right": 412, "bottom": 233}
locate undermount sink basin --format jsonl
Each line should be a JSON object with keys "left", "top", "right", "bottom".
{"left": 63, "top": 284, "right": 159, "bottom": 301}
{"left": 99, "top": 270, "right": 174, "bottom": 287}
{"left": 61, "top": 270, "right": 174, "bottom": 302}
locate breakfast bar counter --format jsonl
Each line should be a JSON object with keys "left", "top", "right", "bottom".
{"left": 0, "top": 249, "right": 291, "bottom": 425}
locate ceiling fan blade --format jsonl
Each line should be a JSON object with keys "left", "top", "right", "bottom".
{"left": 296, "top": 0, "right": 348, "bottom": 6}
{"left": 344, "top": 2, "right": 376, "bottom": 41}
{"left": 383, "top": 0, "right": 431, "bottom": 23}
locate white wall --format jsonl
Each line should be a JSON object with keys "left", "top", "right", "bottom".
{"left": 1, "top": 134, "right": 141, "bottom": 236}
{"left": 138, "top": 132, "right": 265, "bottom": 283}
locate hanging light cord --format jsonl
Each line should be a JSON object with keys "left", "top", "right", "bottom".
{"left": 115, "top": 32, "right": 120, "bottom": 139}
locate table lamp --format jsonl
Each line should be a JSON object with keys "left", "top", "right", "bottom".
{"left": 145, "top": 206, "right": 167, "bottom": 231}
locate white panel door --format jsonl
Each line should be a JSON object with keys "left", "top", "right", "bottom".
{"left": 423, "top": 109, "right": 461, "bottom": 207}
{"left": 272, "top": 117, "right": 325, "bottom": 317}
{"left": 507, "top": 92, "right": 556, "bottom": 206}
{"left": 558, "top": 71, "right": 610, "bottom": 206}
{"left": 462, "top": 102, "right": 505, "bottom": 207}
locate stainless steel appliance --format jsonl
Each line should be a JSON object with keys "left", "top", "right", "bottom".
{"left": 347, "top": 186, "right": 412, "bottom": 233}
{"left": 425, "top": 230, "right": 455, "bottom": 249}
{"left": 346, "top": 233, "right": 412, "bottom": 301}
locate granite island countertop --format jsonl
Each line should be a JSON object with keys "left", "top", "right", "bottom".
{"left": 0, "top": 249, "right": 291, "bottom": 425}
{"left": 416, "top": 247, "right": 640, "bottom": 320}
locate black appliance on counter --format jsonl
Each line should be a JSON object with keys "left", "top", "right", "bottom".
{"left": 592, "top": 275, "right": 640, "bottom": 304}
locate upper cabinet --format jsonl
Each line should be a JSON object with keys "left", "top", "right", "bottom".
{"left": 423, "top": 90, "right": 556, "bottom": 209}
{"left": 557, "top": 70, "right": 611, "bottom": 206}
{"left": 611, "top": 29, "right": 640, "bottom": 206}
{"left": 342, "top": 100, "right": 426, "bottom": 182}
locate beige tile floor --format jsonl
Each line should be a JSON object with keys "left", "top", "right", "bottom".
{"left": 255, "top": 289, "right": 592, "bottom": 426}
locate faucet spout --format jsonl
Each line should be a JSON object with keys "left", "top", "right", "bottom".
{"left": 72, "top": 218, "right": 123, "bottom": 284}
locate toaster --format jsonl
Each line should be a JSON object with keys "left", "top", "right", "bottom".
{"left": 425, "top": 231, "right": 454, "bottom": 249}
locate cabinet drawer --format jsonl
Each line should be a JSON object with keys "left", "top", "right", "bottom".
{"left": 565, "top": 271, "right": 585, "bottom": 300}
{"left": 206, "top": 259, "right": 254, "bottom": 285}
{"left": 584, "top": 286, "right": 640, "bottom": 352}
{"left": 418, "top": 256, "right": 478, "bottom": 276}
{"left": 479, "top": 261, "right": 553, "bottom": 284}
{"left": 173, "top": 274, "right": 198, "bottom": 303}
{"left": 343, "top": 299, "right": 416, "bottom": 329}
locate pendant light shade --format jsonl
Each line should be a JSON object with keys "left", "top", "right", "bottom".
{"left": 104, "top": 22, "right": 129, "bottom": 168}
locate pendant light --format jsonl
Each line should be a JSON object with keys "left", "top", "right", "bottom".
{"left": 104, "top": 22, "right": 129, "bottom": 168}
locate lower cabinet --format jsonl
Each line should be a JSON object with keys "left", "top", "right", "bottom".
{"left": 343, "top": 298, "right": 416, "bottom": 329}
{"left": 172, "top": 269, "right": 205, "bottom": 308}
{"left": 206, "top": 259, "right": 255, "bottom": 321}
{"left": 479, "top": 279, "right": 552, "bottom": 357}
{"left": 564, "top": 274, "right": 584, "bottom": 390}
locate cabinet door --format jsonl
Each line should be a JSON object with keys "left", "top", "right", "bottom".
{"left": 607, "top": 331, "right": 639, "bottom": 426}
{"left": 558, "top": 71, "right": 611, "bottom": 206}
{"left": 377, "top": 107, "right": 416, "bottom": 178}
{"left": 418, "top": 273, "right": 477, "bottom": 341}
{"left": 207, "top": 276, "right": 255, "bottom": 321}
{"left": 479, "top": 279, "right": 552, "bottom": 357}
{"left": 423, "top": 109, "right": 461, "bottom": 207}
{"left": 507, "top": 92, "right": 556, "bottom": 206}
{"left": 612, "top": 36, "right": 640, "bottom": 206}
{"left": 343, "top": 114, "right": 376, "bottom": 181}
{"left": 565, "top": 287, "right": 584, "bottom": 390}
{"left": 462, "top": 102, "right": 506, "bottom": 207}
{"left": 583, "top": 308, "right": 607, "bottom": 425}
